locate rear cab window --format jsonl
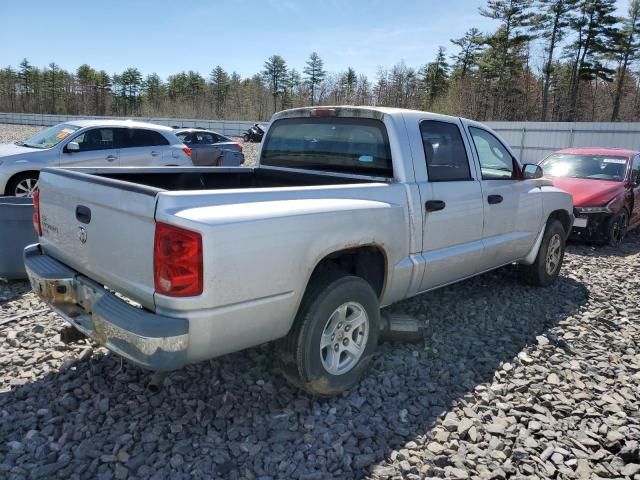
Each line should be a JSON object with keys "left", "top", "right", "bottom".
{"left": 261, "top": 117, "right": 393, "bottom": 178}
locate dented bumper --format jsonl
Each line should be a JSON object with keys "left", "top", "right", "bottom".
{"left": 24, "top": 244, "right": 189, "bottom": 371}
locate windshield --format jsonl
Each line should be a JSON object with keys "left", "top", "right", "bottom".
{"left": 540, "top": 153, "right": 629, "bottom": 181}
{"left": 261, "top": 117, "right": 393, "bottom": 177}
{"left": 23, "top": 124, "right": 80, "bottom": 149}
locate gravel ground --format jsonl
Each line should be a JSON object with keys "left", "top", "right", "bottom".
{"left": 1, "top": 231, "right": 639, "bottom": 479}
{"left": 0, "top": 124, "right": 260, "bottom": 167}
{"left": 1, "top": 122, "right": 639, "bottom": 479}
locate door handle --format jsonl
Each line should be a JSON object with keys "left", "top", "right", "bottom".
{"left": 488, "top": 194, "right": 503, "bottom": 204}
{"left": 106, "top": 155, "right": 117, "bottom": 162}
{"left": 425, "top": 200, "right": 446, "bottom": 212}
{"left": 151, "top": 151, "right": 160, "bottom": 157}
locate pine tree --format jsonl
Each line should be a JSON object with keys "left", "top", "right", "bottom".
{"left": 303, "top": 52, "right": 326, "bottom": 105}
{"left": 262, "top": 55, "right": 287, "bottom": 113}
{"left": 209, "top": 66, "right": 229, "bottom": 117}
{"left": 421, "top": 47, "right": 450, "bottom": 109}
{"left": 479, "top": 0, "right": 534, "bottom": 117}
{"left": 142, "top": 73, "right": 164, "bottom": 112}
{"left": 611, "top": 0, "right": 640, "bottom": 121}
{"left": 341, "top": 67, "right": 358, "bottom": 103}
{"left": 532, "top": 0, "right": 576, "bottom": 120}
{"left": 450, "top": 28, "right": 484, "bottom": 79}
{"left": 564, "top": 0, "right": 620, "bottom": 120}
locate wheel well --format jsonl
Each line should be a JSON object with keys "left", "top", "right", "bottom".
{"left": 548, "top": 209, "right": 572, "bottom": 236}
{"left": 5, "top": 170, "right": 40, "bottom": 195}
{"left": 308, "top": 246, "right": 387, "bottom": 299}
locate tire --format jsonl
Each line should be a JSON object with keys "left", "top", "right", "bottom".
{"left": 242, "top": 133, "right": 250, "bottom": 142}
{"left": 605, "top": 209, "right": 629, "bottom": 247}
{"left": 6, "top": 172, "right": 39, "bottom": 197}
{"left": 276, "top": 275, "right": 380, "bottom": 396}
{"left": 520, "top": 219, "right": 565, "bottom": 287}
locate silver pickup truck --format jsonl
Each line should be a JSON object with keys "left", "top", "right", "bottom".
{"left": 25, "top": 106, "right": 573, "bottom": 396}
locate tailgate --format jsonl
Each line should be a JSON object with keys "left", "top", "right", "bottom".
{"left": 37, "top": 169, "right": 160, "bottom": 310}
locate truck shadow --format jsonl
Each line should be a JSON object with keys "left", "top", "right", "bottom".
{"left": 0, "top": 269, "right": 588, "bottom": 479}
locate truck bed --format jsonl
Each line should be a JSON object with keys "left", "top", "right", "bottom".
{"left": 56, "top": 167, "right": 378, "bottom": 193}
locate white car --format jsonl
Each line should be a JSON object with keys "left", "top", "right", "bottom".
{"left": 26, "top": 106, "right": 573, "bottom": 396}
{"left": 0, "top": 120, "right": 193, "bottom": 196}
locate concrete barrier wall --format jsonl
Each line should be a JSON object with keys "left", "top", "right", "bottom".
{"left": 0, "top": 113, "right": 260, "bottom": 137}
{"left": 1, "top": 112, "right": 639, "bottom": 162}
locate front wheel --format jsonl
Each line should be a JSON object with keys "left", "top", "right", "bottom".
{"left": 277, "top": 275, "right": 380, "bottom": 396}
{"left": 6, "top": 172, "right": 39, "bottom": 197}
{"left": 605, "top": 209, "right": 628, "bottom": 247}
{"left": 242, "top": 133, "right": 250, "bottom": 142}
{"left": 520, "top": 219, "right": 565, "bottom": 287}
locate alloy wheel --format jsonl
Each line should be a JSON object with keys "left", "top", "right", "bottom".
{"left": 545, "top": 233, "right": 562, "bottom": 275}
{"left": 14, "top": 178, "right": 39, "bottom": 197}
{"left": 320, "top": 301, "right": 369, "bottom": 375}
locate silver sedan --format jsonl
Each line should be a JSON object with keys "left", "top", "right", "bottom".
{"left": 174, "top": 128, "right": 245, "bottom": 166}
{"left": 0, "top": 120, "right": 193, "bottom": 196}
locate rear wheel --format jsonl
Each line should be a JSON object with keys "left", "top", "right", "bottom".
{"left": 276, "top": 275, "right": 380, "bottom": 396}
{"left": 605, "top": 209, "right": 628, "bottom": 247}
{"left": 520, "top": 219, "right": 565, "bottom": 287}
{"left": 6, "top": 172, "right": 39, "bottom": 197}
{"left": 242, "top": 133, "right": 250, "bottom": 142}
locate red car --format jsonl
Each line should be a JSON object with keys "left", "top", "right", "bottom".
{"left": 539, "top": 147, "right": 640, "bottom": 246}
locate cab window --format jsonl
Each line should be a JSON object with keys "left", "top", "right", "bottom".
{"left": 469, "top": 127, "right": 517, "bottom": 180}
{"left": 420, "top": 120, "right": 472, "bottom": 181}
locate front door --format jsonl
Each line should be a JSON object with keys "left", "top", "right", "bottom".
{"left": 467, "top": 126, "right": 542, "bottom": 267}
{"left": 418, "top": 119, "right": 485, "bottom": 291}
{"left": 60, "top": 127, "right": 119, "bottom": 166}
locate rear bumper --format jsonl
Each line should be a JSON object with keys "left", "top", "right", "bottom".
{"left": 24, "top": 244, "right": 189, "bottom": 370}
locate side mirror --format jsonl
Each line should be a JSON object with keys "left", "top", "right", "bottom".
{"left": 523, "top": 163, "right": 543, "bottom": 180}
{"left": 66, "top": 141, "right": 80, "bottom": 152}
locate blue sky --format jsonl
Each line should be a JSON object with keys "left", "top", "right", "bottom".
{"left": 0, "top": 0, "right": 629, "bottom": 80}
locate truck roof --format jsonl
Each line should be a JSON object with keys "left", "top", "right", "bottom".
{"left": 63, "top": 119, "right": 174, "bottom": 131}
{"left": 272, "top": 105, "right": 461, "bottom": 122}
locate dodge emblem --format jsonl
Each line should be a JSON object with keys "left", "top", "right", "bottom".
{"left": 78, "top": 226, "right": 87, "bottom": 244}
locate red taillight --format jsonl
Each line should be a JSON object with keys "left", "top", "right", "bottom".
{"left": 232, "top": 142, "right": 243, "bottom": 152}
{"left": 310, "top": 108, "right": 336, "bottom": 117}
{"left": 154, "top": 222, "right": 202, "bottom": 297}
{"left": 182, "top": 146, "right": 192, "bottom": 158}
{"left": 32, "top": 190, "right": 42, "bottom": 236}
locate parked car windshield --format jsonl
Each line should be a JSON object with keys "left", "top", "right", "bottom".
{"left": 23, "top": 124, "right": 80, "bottom": 149}
{"left": 261, "top": 117, "right": 393, "bottom": 177}
{"left": 540, "top": 153, "right": 628, "bottom": 181}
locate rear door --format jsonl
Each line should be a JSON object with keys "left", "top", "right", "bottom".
{"left": 416, "top": 119, "right": 485, "bottom": 291}
{"left": 117, "top": 128, "right": 170, "bottom": 166}
{"left": 466, "top": 126, "right": 542, "bottom": 267}
{"left": 60, "top": 127, "right": 120, "bottom": 166}
{"left": 37, "top": 170, "right": 159, "bottom": 309}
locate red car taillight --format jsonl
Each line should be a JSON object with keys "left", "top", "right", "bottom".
{"left": 232, "top": 142, "right": 243, "bottom": 153}
{"left": 154, "top": 222, "right": 203, "bottom": 297}
{"left": 182, "top": 146, "right": 192, "bottom": 158}
{"left": 32, "top": 190, "right": 42, "bottom": 236}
